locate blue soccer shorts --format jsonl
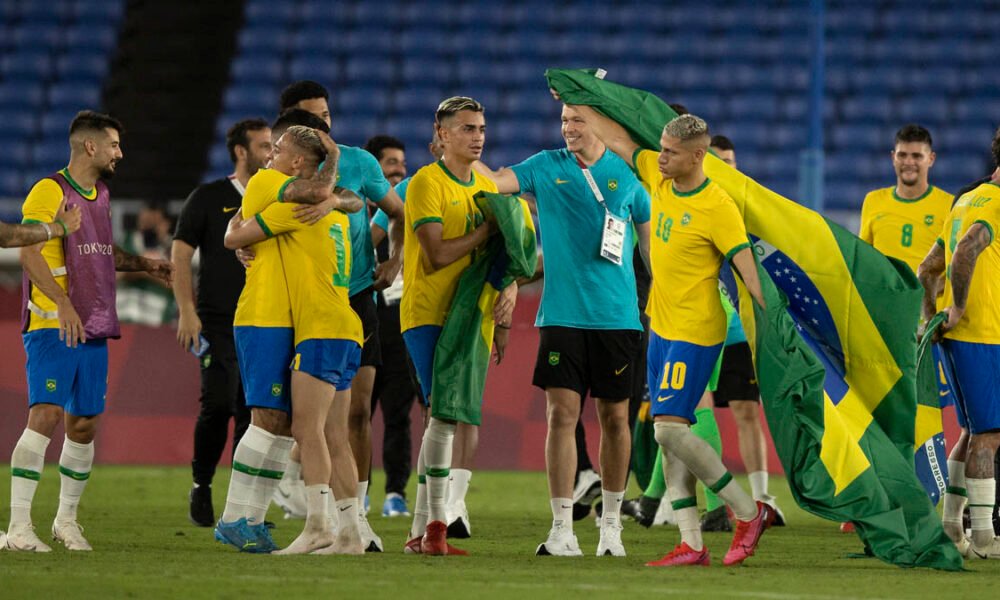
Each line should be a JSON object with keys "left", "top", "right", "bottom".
{"left": 402, "top": 325, "right": 442, "bottom": 407}
{"left": 646, "top": 332, "right": 723, "bottom": 423}
{"left": 23, "top": 328, "right": 108, "bottom": 416}
{"left": 940, "top": 339, "right": 1000, "bottom": 434}
{"left": 234, "top": 326, "right": 294, "bottom": 413}
{"left": 293, "top": 338, "right": 361, "bottom": 391}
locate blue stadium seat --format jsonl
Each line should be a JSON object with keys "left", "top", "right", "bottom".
{"left": 1, "top": 51, "right": 54, "bottom": 80}
{"left": 11, "top": 24, "right": 63, "bottom": 50}
{"left": 288, "top": 55, "right": 342, "bottom": 82}
{"left": 54, "top": 54, "right": 109, "bottom": 82}
{"left": 65, "top": 25, "right": 117, "bottom": 52}
{"left": 48, "top": 83, "right": 101, "bottom": 110}
{"left": 336, "top": 86, "right": 389, "bottom": 115}
{"left": 345, "top": 56, "right": 394, "bottom": 82}
{"left": 223, "top": 85, "right": 279, "bottom": 115}
{"left": 230, "top": 55, "right": 285, "bottom": 83}
{"left": 0, "top": 83, "right": 46, "bottom": 109}
{"left": 40, "top": 110, "right": 79, "bottom": 137}
{"left": 0, "top": 110, "right": 37, "bottom": 137}
{"left": 0, "top": 167, "right": 25, "bottom": 196}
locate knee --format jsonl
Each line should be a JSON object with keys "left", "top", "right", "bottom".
{"left": 731, "top": 402, "right": 760, "bottom": 428}
{"left": 653, "top": 420, "right": 688, "bottom": 448}
{"left": 253, "top": 408, "right": 290, "bottom": 437}
{"left": 65, "top": 417, "right": 98, "bottom": 444}
{"left": 348, "top": 403, "right": 370, "bottom": 431}
{"left": 29, "top": 405, "right": 63, "bottom": 436}
{"left": 546, "top": 402, "right": 579, "bottom": 432}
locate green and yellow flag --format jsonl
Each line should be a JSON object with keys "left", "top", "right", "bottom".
{"left": 546, "top": 68, "right": 961, "bottom": 570}
{"left": 430, "top": 192, "right": 537, "bottom": 426}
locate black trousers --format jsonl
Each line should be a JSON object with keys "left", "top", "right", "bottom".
{"left": 371, "top": 305, "right": 419, "bottom": 496}
{"left": 192, "top": 325, "right": 251, "bottom": 487}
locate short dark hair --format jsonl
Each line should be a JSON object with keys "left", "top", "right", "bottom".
{"left": 225, "top": 118, "right": 269, "bottom": 164}
{"left": 435, "top": 96, "right": 484, "bottom": 124}
{"left": 992, "top": 126, "right": 1000, "bottom": 168}
{"left": 895, "top": 124, "right": 933, "bottom": 148}
{"left": 668, "top": 103, "right": 689, "bottom": 116}
{"left": 69, "top": 110, "right": 123, "bottom": 136}
{"left": 271, "top": 108, "right": 330, "bottom": 138}
{"left": 279, "top": 80, "right": 329, "bottom": 111}
{"left": 710, "top": 135, "right": 735, "bottom": 152}
{"left": 364, "top": 135, "right": 405, "bottom": 161}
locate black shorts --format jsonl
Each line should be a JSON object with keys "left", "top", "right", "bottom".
{"left": 350, "top": 288, "right": 382, "bottom": 368}
{"left": 532, "top": 326, "right": 642, "bottom": 400}
{"left": 713, "top": 342, "right": 759, "bottom": 407}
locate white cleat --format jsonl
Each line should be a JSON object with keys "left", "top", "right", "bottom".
{"left": 52, "top": 520, "right": 92, "bottom": 551}
{"left": 596, "top": 523, "right": 626, "bottom": 557}
{"left": 274, "top": 529, "right": 335, "bottom": 555}
{"left": 358, "top": 514, "right": 383, "bottom": 553}
{"left": 535, "top": 524, "right": 583, "bottom": 556}
{"left": 273, "top": 478, "right": 307, "bottom": 519}
{"left": 572, "top": 469, "right": 602, "bottom": 505}
{"left": 5, "top": 524, "right": 52, "bottom": 552}
{"left": 955, "top": 535, "right": 973, "bottom": 558}
{"left": 970, "top": 537, "right": 1000, "bottom": 559}
{"left": 446, "top": 500, "right": 471, "bottom": 539}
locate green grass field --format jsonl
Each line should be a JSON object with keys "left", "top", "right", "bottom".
{"left": 0, "top": 466, "right": 995, "bottom": 599}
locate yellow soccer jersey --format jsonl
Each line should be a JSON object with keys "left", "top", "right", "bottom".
{"left": 859, "top": 185, "right": 953, "bottom": 273}
{"left": 255, "top": 202, "right": 363, "bottom": 345}
{"left": 634, "top": 150, "right": 750, "bottom": 345}
{"left": 401, "top": 160, "right": 499, "bottom": 332}
{"left": 939, "top": 182, "right": 1000, "bottom": 343}
{"left": 232, "top": 168, "right": 296, "bottom": 328}
{"left": 21, "top": 172, "right": 96, "bottom": 331}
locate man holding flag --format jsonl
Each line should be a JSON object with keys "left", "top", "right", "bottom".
{"left": 571, "top": 105, "right": 773, "bottom": 567}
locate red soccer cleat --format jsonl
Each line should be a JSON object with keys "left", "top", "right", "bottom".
{"left": 646, "top": 542, "right": 711, "bottom": 567}
{"left": 723, "top": 501, "right": 774, "bottom": 566}
{"left": 404, "top": 535, "right": 423, "bottom": 554}
{"left": 839, "top": 522, "right": 855, "bottom": 533}
{"left": 421, "top": 521, "right": 468, "bottom": 556}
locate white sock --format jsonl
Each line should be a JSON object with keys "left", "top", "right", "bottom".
{"left": 601, "top": 489, "right": 624, "bottom": 527}
{"left": 447, "top": 468, "right": 472, "bottom": 506}
{"left": 967, "top": 478, "right": 996, "bottom": 548}
{"left": 410, "top": 443, "right": 428, "bottom": 539}
{"left": 357, "top": 480, "right": 369, "bottom": 504}
{"left": 56, "top": 436, "right": 94, "bottom": 523}
{"left": 664, "top": 449, "right": 702, "bottom": 551}
{"left": 221, "top": 425, "right": 272, "bottom": 523}
{"left": 423, "top": 418, "right": 455, "bottom": 524}
{"left": 327, "top": 490, "right": 340, "bottom": 532}
{"left": 247, "top": 434, "right": 292, "bottom": 525}
{"left": 305, "top": 484, "right": 330, "bottom": 532}
{"left": 654, "top": 421, "right": 757, "bottom": 521}
{"left": 748, "top": 470, "right": 769, "bottom": 501}
{"left": 550, "top": 497, "right": 573, "bottom": 530}
{"left": 9, "top": 429, "right": 50, "bottom": 528}
{"left": 283, "top": 458, "right": 302, "bottom": 483}
{"left": 942, "top": 460, "right": 967, "bottom": 540}
{"left": 336, "top": 497, "right": 360, "bottom": 537}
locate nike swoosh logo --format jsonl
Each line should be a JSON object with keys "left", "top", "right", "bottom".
{"left": 555, "top": 179, "right": 569, "bottom": 184}
{"left": 339, "top": 506, "right": 350, "bottom": 512}
{"left": 615, "top": 365, "right": 628, "bottom": 375}
{"left": 561, "top": 504, "right": 571, "bottom": 509}
{"left": 278, "top": 488, "right": 291, "bottom": 498}
{"left": 223, "top": 206, "right": 238, "bottom": 213}
{"left": 749, "top": 379, "right": 758, "bottom": 385}
{"left": 656, "top": 394, "right": 674, "bottom": 403}
{"left": 939, "top": 390, "right": 950, "bottom": 397}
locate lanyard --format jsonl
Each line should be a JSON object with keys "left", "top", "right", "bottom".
{"left": 228, "top": 175, "right": 246, "bottom": 197}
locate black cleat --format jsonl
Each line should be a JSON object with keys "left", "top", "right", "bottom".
{"left": 572, "top": 502, "right": 592, "bottom": 521}
{"left": 621, "top": 498, "right": 641, "bottom": 520}
{"left": 700, "top": 506, "right": 732, "bottom": 532}
{"left": 634, "top": 495, "right": 661, "bottom": 528}
{"left": 189, "top": 485, "right": 214, "bottom": 527}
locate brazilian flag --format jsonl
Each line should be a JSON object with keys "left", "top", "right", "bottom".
{"left": 430, "top": 192, "right": 537, "bottom": 426}
{"left": 546, "top": 68, "right": 961, "bottom": 570}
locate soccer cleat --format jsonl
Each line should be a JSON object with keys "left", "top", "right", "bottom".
{"left": 596, "top": 523, "right": 626, "bottom": 557}
{"left": 622, "top": 498, "right": 642, "bottom": 520}
{"left": 403, "top": 535, "right": 423, "bottom": 554}
{"left": 970, "top": 537, "right": 1000, "bottom": 559}
{"left": 646, "top": 542, "right": 711, "bottom": 567}
{"left": 839, "top": 521, "right": 855, "bottom": 533}
{"left": 214, "top": 518, "right": 258, "bottom": 553}
{"left": 954, "top": 535, "right": 973, "bottom": 558}
{"left": 572, "top": 469, "right": 602, "bottom": 521}
{"left": 359, "top": 514, "right": 383, "bottom": 552}
{"left": 248, "top": 522, "right": 278, "bottom": 553}
{"left": 273, "top": 478, "right": 307, "bottom": 519}
{"left": 311, "top": 529, "right": 364, "bottom": 555}
{"left": 382, "top": 493, "right": 410, "bottom": 517}
{"left": 701, "top": 506, "right": 733, "bottom": 532}
{"left": 572, "top": 502, "right": 592, "bottom": 521}
{"left": 723, "top": 501, "right": 774, "bottom": 566}
{"left": 5, "top": 524, "right": 52, "bottom": 552}
{"left": 422, "top": 520, "right": 467, "bottom": 556}
{"left": 446, "top": 501, "right": 471, "bottom": 539}
{"left": 52, "top": 520, "right": 92, "bottom": 551}
{"left": 634, "top": 495, "right": 661, "bottom": 528}
{"left": 760, "top": 496, "right": 786, "bottom": 527}
{"left": 274, "top": 528, "right": 336, "bottom": 555}
{"left": 535, "top": 524, "right": 583, "bottom": 556}
{"left": 188, "top": 484, "right": 214, "bottom": 527}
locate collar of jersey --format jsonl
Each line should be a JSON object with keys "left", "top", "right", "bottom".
{"left": 60, "top": 167, "right": 97, "bottom": 200}
{"left": 672, "top": 177, "right": 710, "bottom": 197}
{"left": 437, "top": 160, "right": 475, "bottom": 187}
{"left": 891, "top": 185, "right": 933, "bottom": 203}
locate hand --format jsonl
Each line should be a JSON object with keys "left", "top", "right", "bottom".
{"left": 549, "top": 88, "right": 561, "bottom": 101}
{"left": 54, "top": 201, "right": 82, "bottom": 236}
{"left": 935, "top": 306, "right": 964, "bottom": 343}
{"left": 146, "top": 258, "right": 174, "bottom": 286}
{"left": 177, "top": 310, "right": 202, "bottom": 352}
{"left": 56, "top": 297, "right": 85, "bottom": 348}
{"left": 293, "top": 198, "right": 335, "bottom": 224}
{"left": 373, "top": 256, "right": 401, "bottom": 291}
{"left": 493, "top": 281, "right": 518, "bottom": 325}
{"left": 235, "top": 246, "right": 255, "bottom": 268}
{"left": 492, "top": 326, "right": 510, "bottom": 365}
{"left": 315, "top": 130, "right": 340, "bottom": 158}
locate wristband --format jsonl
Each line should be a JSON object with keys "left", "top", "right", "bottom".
{"left": 41, "top": 222, "right": 52, "bottom": 241}
{"left": 55, "top": 219, "right": 68, "bottom": 237}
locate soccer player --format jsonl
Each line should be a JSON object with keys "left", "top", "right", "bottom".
{"left": 402, "top": 96, "right": 516, "bottom": 555}
{"left": 860, "top": 124, "right": 954, "bottom": 533}
{"left": 172, "top": 118, "right": 270, "bottom": 527}
{"left": 578, "top": 107, "right": 773, "bottom": 566}
{"left": 213, "top": 121, "right": 358, "bottom": 553}
{"left": 226, "top": 126, "right": 366, "bottom": 555}
{"left": 473, "top": 103, "right": 651, "bottom": 557}
{"left": 5, "top": 111, "right": 172, "bottom": 552}
{"left": 918, "top": 129, "right": 1000, "bottom": 558}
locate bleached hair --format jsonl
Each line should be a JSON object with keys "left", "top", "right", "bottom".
{"left": 282, "top": 125, "right": 325, "bottom": 163}
{"left": 663, "top": 114, "right": 709, "bottom": 142}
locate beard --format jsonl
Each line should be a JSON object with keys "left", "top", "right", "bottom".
{"left": 246, "top": 156, "right": 267, "bottom": 176}
{"left": 98, "top": 164, "right": 116, "bottom": 180}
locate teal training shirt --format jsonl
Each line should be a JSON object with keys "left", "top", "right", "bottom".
{"left": 336, "top": 145, "right": 392, "bottom": 297}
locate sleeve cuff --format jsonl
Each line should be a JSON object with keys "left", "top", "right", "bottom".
{"left": 412, "top": 216, "right": 443, "bottom": 231}
{"left": 255, "top": 213, "right": 274, "bottom": 238}
{"left": 277, "top": 177, "right": 297, "bottom": 202}
{"left": 936, "top": 237, "right": 945, "bottom": 248}
{"left": 973, "top": 220, "right": 995, "bottom": 245}
{"left": 631, "top": 148, "right": 645, "bottom": 176}
{"left": 724, "top": 241, "right": 752, "bottom": 263}
{"left": 22, "top": 218, "right": 42, "bottom": 225}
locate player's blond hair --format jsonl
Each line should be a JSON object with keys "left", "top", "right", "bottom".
{"left": 663, "top": 114, "right": 710, "bottom": 144}
{"left": 282, "top": 124, "right": 325, "bottom": 164}
{"left": 435, "top": 96, "right": 485, "bottom": 124}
